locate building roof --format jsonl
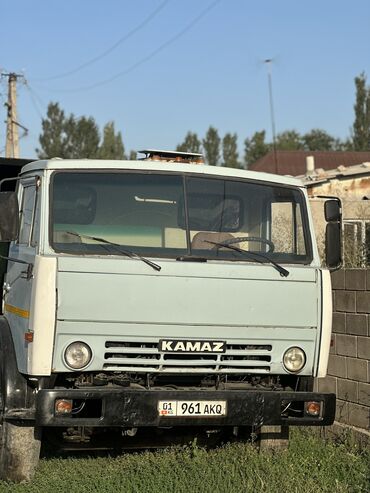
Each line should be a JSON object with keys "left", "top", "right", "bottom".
{"left": 300, "top": 161, "right": 370, "bottom": 188}
{"left": 249, "top": 151, "right": 370, "bottom": 176}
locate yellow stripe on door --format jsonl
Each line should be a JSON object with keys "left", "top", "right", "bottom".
{"left": 4, "top": 304, "right": 30, "bottom": 319}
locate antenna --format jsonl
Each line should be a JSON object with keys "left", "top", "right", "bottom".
{"left": 264, "top": 59, "right": 278, "bottom": 173}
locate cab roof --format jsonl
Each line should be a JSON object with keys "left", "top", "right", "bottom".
{"left": 20, "top": 158, "right": 304, "bottom": 188}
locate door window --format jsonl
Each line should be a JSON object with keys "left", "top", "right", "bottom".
{"left": 19, "top": 185, "right": 36, "bottom": 245}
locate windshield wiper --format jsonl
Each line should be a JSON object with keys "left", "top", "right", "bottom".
{"left": 64, "top": 231, "right": 161, "bottom": 272}
{"left": 204, "top": 240, "right": 289, "bottom": 277}
{"left": 176, "top": 256, "right": 207, "bottom": 262}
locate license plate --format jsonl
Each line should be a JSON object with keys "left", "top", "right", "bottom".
{"left": 158, "top": 400, "right": 227, "bottom": 417}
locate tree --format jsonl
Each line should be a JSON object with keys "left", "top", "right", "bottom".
{"left": 176, "top": 132, "right": 202, "bottom": 153}
{"left": 37, "top": 103, "right": 100, "bottom": 159}
{"left": 37, "top": 102, "right": 126, "bottom": 160}
{"left": 36, "top": 102, "right": 70, "bottom": 158}
{"left": 202, "top": 126, "right": 221, "bottom": 166}
{"left": 333, "top": 138, "right": 353, "bottom": 151}
{"left": 243, "top": 130, "right": 270, "bottom": 168}
{"left": 98, "top": 122, "right": 126, "bottom": 160}
{"left": 302, "top": 128, "right": 336, "bottom": 151}
{"left": 65, "top": 115, "right": 100, "bottom": 158}
{"left": 222, "top": 133, "right": 239, "bottom": 168}
{"left": 275, "top": 130, "right": 303, "bottom": 150}
{"left": 352, "top": 72, "right": 370, "bottom": 151}
{"left": 129, "top": 150, "right": 137, "bottom": 160}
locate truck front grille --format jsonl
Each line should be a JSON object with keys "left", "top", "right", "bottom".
{"left": 103, "top": 341, "right": 272, "bottom": 374}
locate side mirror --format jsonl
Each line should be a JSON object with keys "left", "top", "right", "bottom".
{"left": 325, "top": 223, "right": 341, "bottom": 269}
{"left": 324, "top": 198, "right": 342, "bottom": 270}
{"left": 0, "top": 192, "right": 19, "bottom": 242}
{"left": 325, "top": 199, "right": 341, "bottom": 222}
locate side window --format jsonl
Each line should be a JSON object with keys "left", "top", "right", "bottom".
{"left": 31, "top": 190, "right": 41, "bottom": 247}
{"left": 18, "top": 185, "right": 36, "bottom": 245}
{"left": 270, "top": 202, "right": 306, "bottom": 255}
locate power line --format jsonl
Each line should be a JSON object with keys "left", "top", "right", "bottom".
{"left": 0, "top": 80, "right": 9, "bottom": 156}
{"left": 34, "top": 0, "right": 221, "bottom": 94}
{"left": 24, "top": 82, "right": 46, "bottom": 119}
{"left": 0, "top": 85, "right": 6, "bottom": 105}
{"left": 31, "top": 0, "right": 170, "bottom": 82}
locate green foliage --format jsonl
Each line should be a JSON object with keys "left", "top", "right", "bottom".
{"left": 175, "top": 124, "right": 356, "bottom": 169}
{"left": 0, "top": 429, "right": 368, "bottom": 492}
{"left": 222, "top": 133, "right": 239, "bottom": 168}
{"left": 203, "top": 126, "right": 221, "bottom": 166}
{"left": 302, "top": 128, "right": 336, "bottom": 151}
{"left": 98, "top": 122, "right": 126, "bottom": 160}
{"left": 129, "top": 150, "right": 137, "bottom": 160}
{"left": 40, "top": 72, "right": 370, "bottom": 165}
{"left": 176, "top": 131, "right": 202, "bottom": 153}
{"left": 242, "top": 127, "right": 353, "bottom": 168}
{"left": 65, "top": 116, "right": 100, "bottom": 158}
{"left": 352, "top": 72, "right": 370, "bottom": 151}
{"left": 275, "top": 130, "right": 303, "bottom": 150}
{"left": 36, "top": 103, "right": 70, "bottom": 159}
{"left": 37, "top": 103, "right": 126, "bottom": 160}
{"left": 243, "top": 130, "right": 270, "bottom": 169}
{"left": 334, "top": 138, "right": 353, "bottom": 151}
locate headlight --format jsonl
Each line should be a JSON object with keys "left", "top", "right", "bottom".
{"left": 283, "top": 347, "right": 306, "bottom": 373}
{"left": 64, "top": 342, "right": 92, "bottom": 369}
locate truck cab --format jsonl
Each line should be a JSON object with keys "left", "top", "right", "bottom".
{"left": 0, "top": 152, "right": 341, "bottom": 482}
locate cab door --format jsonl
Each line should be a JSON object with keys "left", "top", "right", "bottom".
{"left": 3, "top": 176, "right": 40, "bottom": 373}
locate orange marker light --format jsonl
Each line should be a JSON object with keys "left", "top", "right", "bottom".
{"left": 24, "top": 331, "right": 34, "bottom": 342}
{"left": 55, "top": 399, "right": 73, "bottom": 415}
{"left": 305, "top": 401, "right": 321, "bottom": 416}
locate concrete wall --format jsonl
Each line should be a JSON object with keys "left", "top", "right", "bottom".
{"left": 316, "top": 269, "right": 370, "bottom": 430}
{"left": 307, "top": 173, "right": 370, "bottom": 201}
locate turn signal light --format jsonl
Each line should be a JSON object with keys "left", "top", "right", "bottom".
{"left": 55, "top": 399, "right": 73, "bottom": 415}
{"left": 305, "top": 401, "right": 321, "bottom": 417}
{"left": 24, "top": 331, "right": 34, "bottom": 342}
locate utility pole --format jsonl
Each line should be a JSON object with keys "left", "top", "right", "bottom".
{"left": 1, "top": 72, "right": 25, "bottom": 158}
{"left": 264, "top": 59, "right": 278, "bottom": 173}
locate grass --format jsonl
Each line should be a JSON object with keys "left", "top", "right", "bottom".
{"left": 0, "top": 429, "right": 368, "bottom": 493}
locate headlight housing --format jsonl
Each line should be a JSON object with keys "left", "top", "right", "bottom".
{"left": 64, "top": 342, "right": 92, "bottom": 369}
{"left": 283, "top": 347, "right": 306, "bottom": 373}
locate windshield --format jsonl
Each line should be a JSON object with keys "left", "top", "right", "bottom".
{"left": 50, "top": 171, "right": 312, "bottom": 264}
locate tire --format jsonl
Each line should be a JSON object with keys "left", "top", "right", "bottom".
{"left": 0, "top": 420, "right": 41, "bottom": 483}
{"left": 0, "top": 317, "right": 41, "bottom": 482}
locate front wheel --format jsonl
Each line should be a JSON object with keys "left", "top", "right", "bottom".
{"left": 0, "top": 420, "right": 41, "bottom": 483}
{"left": 0, "top": 318, "right": 41, "bottom": 482}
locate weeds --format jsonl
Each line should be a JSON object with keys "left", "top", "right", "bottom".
{"left": 0, "top": 428, "right": 368, "bottom": 493}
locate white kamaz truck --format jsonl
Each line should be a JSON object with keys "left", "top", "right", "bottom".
{"left": 0, "top": 151, "right": 341, "bottom": 482}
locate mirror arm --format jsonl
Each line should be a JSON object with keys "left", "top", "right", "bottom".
{"left": 329, "top": 260, "right": 343, "bottom": 272}
{"left": 0, "top": 254, "right": 33, "bottom": 280}
{"left": 310, "top": 194, "right": 341, "bottom": 201}
{"left": 0, "top": 176, "right": 21, "bottom": 191}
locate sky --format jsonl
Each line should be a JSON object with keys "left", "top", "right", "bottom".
{"left": 1, "top": 0, "right": 370, "bottom": 159}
